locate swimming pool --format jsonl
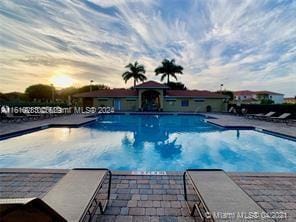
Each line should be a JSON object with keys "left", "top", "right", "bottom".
{"left": 0, "top": 114, "right": 295, "bottom": 172}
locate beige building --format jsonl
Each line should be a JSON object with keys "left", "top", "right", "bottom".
{"left": 284, "top": 97, "right": 296, "bottom": 104}
{"left": 73, "top": 81, "right": 228, "bottom": 112}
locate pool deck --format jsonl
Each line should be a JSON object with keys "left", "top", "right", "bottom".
{"left": 0, "top": 112, "right": 295, "bottom": 139}
{"left": 0, "top": 169, "right": 295, "bottom": 221}
{"left": 205, "top": 113, "right": 296, "bottom": 138}
{"left": 0, "top": 114, "right": 96, "bottom": 139}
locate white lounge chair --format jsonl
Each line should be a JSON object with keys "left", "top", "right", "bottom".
{"left": 183, "top": 169, "right": 268, "bottom": 221}
{"left": 1, "top": 112, "right": 26, "bottom": 123}
{"left": 255, "top": 111, "right": 276, "bottom": 120}
{"left": 268, "top": 113, "right": 291, "bottom": 123}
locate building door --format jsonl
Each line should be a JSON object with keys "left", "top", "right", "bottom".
{"left": 114, "top": 99, "right": 121, "bottom": 111}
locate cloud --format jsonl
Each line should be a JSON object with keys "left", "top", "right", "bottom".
{"left": 0, "top": 0, "right": 295, "bottom": 96}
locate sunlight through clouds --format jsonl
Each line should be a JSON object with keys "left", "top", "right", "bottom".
{"left": 0, "top": 0, "right": 295, "bottom": 95}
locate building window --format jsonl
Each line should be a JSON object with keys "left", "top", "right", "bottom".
{"left": 166, "top": 99, "right": 176, "bottom": 106}
{"left": 181, "top": 100, "right": 189, "bottom": 107}
{"left": 194, "top": 99, "right": 205, "bottom": 102}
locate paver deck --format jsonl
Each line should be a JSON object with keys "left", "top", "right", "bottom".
{"left": 0, "top": 114, "right": 95, "bottom": 138}
{"left": 0, "top": 171, "right": 66, "bottom": 198}
{"left": 206, "top": 114, "right": 296, "bottom": 138}
{"left": 1, "top": 171, "right": 295, "bottom": 221}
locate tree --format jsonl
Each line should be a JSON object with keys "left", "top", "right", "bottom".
{"left": 25, "top": 84, "right": 54, "bottom": 101}
{"left": 216, "top": 91, "right": 234, "bottom": 101}
{"left": 122, "top": 61, "right": 147, "bottom": 88}
{"left": 165, "top": 82, "right": 187, "bottom": 90}
{"left": 0, "top": 92, "right": 8, "bottom": 102}
{"left": 77, "top": 84, "right": 110, "bottom": 93}
{"left": 155, "top": 59, "right": 183, "bottom": 84}
{"left": 3, "top": 92, "right": 28, "bottom": 101}
{"left": 260, "top": 99, "right": 274, "bottom": 105}
{"left": 58, "top": 87, "right": 78, "bottom": 101}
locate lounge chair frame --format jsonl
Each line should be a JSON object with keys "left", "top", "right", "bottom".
{"left": 0, "top": 198, "right": 67, "bottom": 222}
{"left": 73, "top": 168, "right": 112, "bottom": 222}
{"left": 183, "top": 169, "right": 219, "bottom": 222}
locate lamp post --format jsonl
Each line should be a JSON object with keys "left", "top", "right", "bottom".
{"left": 220, "top": 84, "right": 223, "bottom": 94}
{"left": 51, "top": 84, "right": 55, "bottom": 102}
{"left": 90, "top": 80, "right": 94, "bottom": 92}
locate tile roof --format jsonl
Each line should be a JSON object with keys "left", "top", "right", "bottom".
{"left": 134, "top": 81, "right": 169, "bottom": 89}
{"left": 255, "top": 91, "right": 284, "bottom": 95}
{"left": 234, "top": 90, "right": 283, "bottom": 96}
{"left": 166, "top": 90, "right": 227, "bottom": 98}
{"left": 72, "top": 89, "right": 137, "bottom": 98}
{"left": 73, "top": 89, "right": 226, "bottom": 98}
{"left": 233, "top": 90, "right": 255, "bottom": 96}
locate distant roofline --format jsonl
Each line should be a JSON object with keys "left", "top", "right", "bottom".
{"left": 234, "top": 90, "right": 284, "bottom": 96}
{"left": 72, "top": 89, "right": 137, "bottom": 98}
{"left": 255, "top": 91, "right": 284, "bottom": 95}
{"left": 164, "top": 96, "right": 226, "bottom": 99}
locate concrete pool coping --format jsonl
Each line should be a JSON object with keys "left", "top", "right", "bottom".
{"left": 1, "top": 168, "right": 295, "bottom": 177}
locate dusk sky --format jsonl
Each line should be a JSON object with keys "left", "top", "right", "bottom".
{"left": 0, "top": 0, "right": 295, "bottom": 96}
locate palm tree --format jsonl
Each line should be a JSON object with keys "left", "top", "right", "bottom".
{"left": 122, "top": 61, "right": 147, "bottom": 88}
{"left": 155, "top": 59, "right": 183, "bottom": 84}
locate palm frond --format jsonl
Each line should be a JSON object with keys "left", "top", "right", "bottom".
{"left": 171, "top": 73, "right": 178, "bottom": 80}
{"left": 155, "top": 67, "right": 164, "bottom": 75}
{"left": 138, "top": 74, "right": 147, "bottom": 82}
{"left": 160, "top": 74, "right": 167, "bottom": 82}
{"left": 122, "top": 71, "right": 131, "bottom": 78}
{"left": 125, "top": 63, "right": 133, "bottom": 69}
{"left": 154, "top": 59, "right": 184, "bottom": 82}
{"left": 122, "top": 61, "right": 146, "bottom": 85}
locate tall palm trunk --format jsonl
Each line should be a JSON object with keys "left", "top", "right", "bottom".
{"left": 167, "top": 74, "right": 170, "bottom": 84}
{"left": 134, "top": 78, "right": 136, "bottom": 88}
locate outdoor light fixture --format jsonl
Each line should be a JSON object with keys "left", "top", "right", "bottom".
{"left": 90, "top": 80, "right": 94, "bottom": 92}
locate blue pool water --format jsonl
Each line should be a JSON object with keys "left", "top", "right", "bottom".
{"left": 0, "top": 114, "right": 295, "bottom": 172}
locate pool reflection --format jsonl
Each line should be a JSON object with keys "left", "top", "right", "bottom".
{"left": 0, "top": 114, "right": 295, "bottom": 172}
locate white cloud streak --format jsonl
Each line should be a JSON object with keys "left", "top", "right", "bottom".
{"left": 0, "top": 0, "right": 295, "bottom": 96}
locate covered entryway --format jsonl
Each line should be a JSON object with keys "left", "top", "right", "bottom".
{"left": 141, "top": 90, "right": 160, "bottom": 111}
{"left": 82, "top": 98, "right": 93, "bottom": 108}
